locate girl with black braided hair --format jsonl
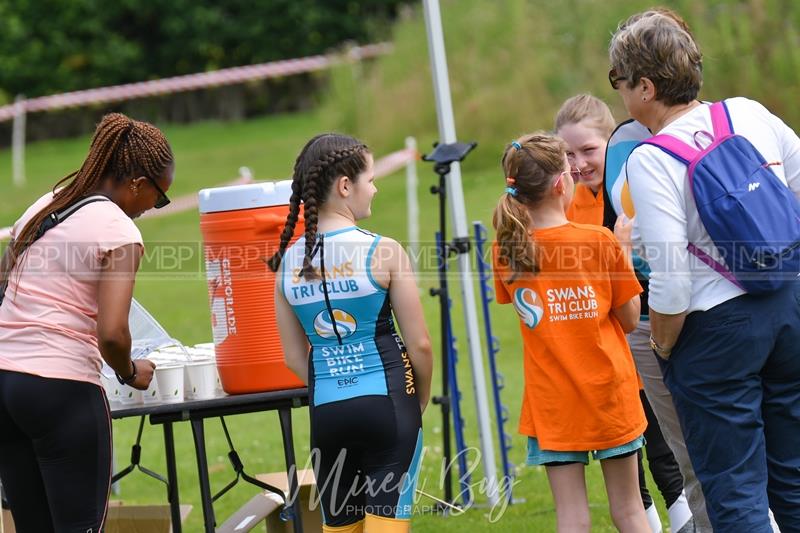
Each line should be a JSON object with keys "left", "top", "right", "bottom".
{"left": 270, "top": 133, "right": 433, "bottom": 533}
{"left": 0, "top": 112, "right": 174, "bottom": 532}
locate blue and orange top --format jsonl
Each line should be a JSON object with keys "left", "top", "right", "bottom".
{"left": 280, "top": 226, "right": 411, "bottom": 407}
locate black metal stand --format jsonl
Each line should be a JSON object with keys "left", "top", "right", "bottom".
{"left": 188, "top": 409, "right": 304, "bottom": 533}
{"left": 163, "top": 423, "right": 182, "bottom": 530}
{"left": 422, "top": 141, "right": 476, "bottom": 508}
{"left": 429, "top": 162, "right": 454, "bottom": 505}
{"left": 111, "top": 416, "right": 169, "bottom": 488}
{"left": 111, "top": 388, "right": 309, "bottom": 533}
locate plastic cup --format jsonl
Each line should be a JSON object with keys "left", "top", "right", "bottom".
{"left": 214, "top": 364, "right": 223, "bottom": 393}
{"left": 190, "top": 347, "right": 222, "bottom": 392}
{"left": 149, "top": 352, "right": 183, "bottom": 366}
{"left": 186, "top": 360, "right": 217, "bottom": 400}
{"left": 100, "top": 374, "right": 122, "bottom": 405}
{"left": 193, "top": 343, "right": 215, "bottom": 352}
{"left": 143, "top": 372, "right": 160, "bottom": 404}
{"left": 119, "top": 384, "right": 143, "bottom": 405}
{"left": 156, "top": 364, "right": 185, "bottom": 403}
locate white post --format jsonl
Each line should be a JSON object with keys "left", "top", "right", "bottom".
{"left": 405, "top": 137, "right": 420, "bottom": 275}
{"left": 12, "top": 95, "right": 26, "bottom": 187}
{"left": 422, "top": 0, "right": 500, "bottom": 505}
{"left": 238, "top": 166, "right": 254, "bottom": 182}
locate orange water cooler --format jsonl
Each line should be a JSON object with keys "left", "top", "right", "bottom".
{"left": 199, "top": 181, "right": 305, "bottom": 394}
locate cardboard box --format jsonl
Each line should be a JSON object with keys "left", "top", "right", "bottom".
{"left": 1, "top": 508, "right": 13, "bottom": 533}
{"left": 258, "top": 469, "right": 322, "bottom": 533}
{"left": 105, "top": 502, "right": 192, "bottom": 533}
{"left": 217, "top": 491, "right": 283, "bottom": 533}
{"left": 1, "top": 505, "right": 191, "bottom": 533}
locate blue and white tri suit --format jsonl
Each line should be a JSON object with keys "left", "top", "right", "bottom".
{"left": 281, "top": 226, "right": 423, "bottom": 526}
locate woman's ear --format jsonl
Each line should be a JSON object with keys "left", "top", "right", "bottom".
{"left": 640, "top": 77, "right": 657, "bottom": 102}
{"left": 336, "top": 175, "right": 352, "bottom": 197}
{"left": 129, "top": 176, "right": 147, "bottom": 194}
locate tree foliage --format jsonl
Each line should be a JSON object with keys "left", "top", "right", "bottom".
{"left": 0, "top": 0, "right": 403, "bottom": 101}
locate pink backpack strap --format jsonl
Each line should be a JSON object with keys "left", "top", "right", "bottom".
{"left": 642, "top": 134, "right": 700, "bottom": 164}
{"left": 687, "top": 243, "right": 745, "bottom": 290}
{"left": 709, "top": 100, "right": 733, "bottom": 137}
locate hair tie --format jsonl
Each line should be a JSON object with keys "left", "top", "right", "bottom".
{"left": 506, "top": 176, "right": 516, "bottom": 185}
{"left": 505, "top": 186, "right": 518, "bottom": 197}
{"left": 511, "top": 141, "right": 522, "bottom": 151}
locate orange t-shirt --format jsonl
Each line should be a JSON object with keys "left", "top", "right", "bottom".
{"left": 493, "top": 222, "right": 645, "bottom": 451}
{"left": 566, "top": 183, "right": 604, "bottom": 225}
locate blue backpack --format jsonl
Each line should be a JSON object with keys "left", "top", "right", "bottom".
{"left": 641, "top": 100, "right": 800, "bottom": 294}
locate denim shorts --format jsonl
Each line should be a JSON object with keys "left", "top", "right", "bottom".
{"left": 526, "top": 435, "right": 645, "bottom": 466}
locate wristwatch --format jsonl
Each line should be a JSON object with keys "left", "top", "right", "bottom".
{"left": 115, "top": 360, "right": 138, "bottom": 385}
{"left": 649, "top": 335, "right": 672, "bottom": 359}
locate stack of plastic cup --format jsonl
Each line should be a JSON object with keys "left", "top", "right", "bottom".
{"left": 185, "top": 358, "right": 217, "bottom": 400}
{"left": 142, "top": 372, "right": 161, "bottom": 404}
{"left": 119, "top": 384, "right": 144, "bottom": 405}
{"left": 193, "top": 343, "right": 223, "bottom": 394}
{"left": 99, "top": 373, "right": 122, "bottom": 405}
{"left": 155, "top": 364, "right": 185, "bottom": 403}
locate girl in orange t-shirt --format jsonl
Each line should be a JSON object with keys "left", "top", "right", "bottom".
{"left": 555, "top": 95, "right": 612, "bottom": 225}
{"left": 492, "top": 133, "right": 647, "bottom": 532}
{"left": 556, "top": 94, "right": 698, "bottom": 532}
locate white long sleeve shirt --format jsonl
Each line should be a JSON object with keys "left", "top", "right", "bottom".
{"left": 625, "top": 97, "right": 800, "bottom": 314}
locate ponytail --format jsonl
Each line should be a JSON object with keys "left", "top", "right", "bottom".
{"left": 492, "top": 193, "right": 537, "bottom": 282}
{"left": 493, "top": 132, "right": 568, "bottom": 282}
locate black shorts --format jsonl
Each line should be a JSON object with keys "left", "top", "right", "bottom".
{"left": 309, "top": 343, "right": 423, "bottom": 528}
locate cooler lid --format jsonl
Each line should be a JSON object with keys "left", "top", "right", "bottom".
{"left": 198, "top": 180, "right": 295, "bottom": 213}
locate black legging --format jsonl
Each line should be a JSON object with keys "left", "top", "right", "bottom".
{"left": 0, "top": 370, "right": 112, "bottom": 533}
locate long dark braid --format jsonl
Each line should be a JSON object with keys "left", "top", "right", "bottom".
{"left": 1, "top": 113, "right": 173, "bottom": 286}
{"left": 266, "top": 177, "right": 303, "bottom": 272}
{"left": 300, "top": 166, "right": 321, "bottom": 278}
{"left": 266, "top": 133, "right": 326, "bottom": 272}
{"left": 267, "top": 134, "right": 370, "bottom": 279}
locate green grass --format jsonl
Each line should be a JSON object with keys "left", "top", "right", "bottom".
{"left": 6, "top": 1, "right": 797, "bottom": 529}
{"left": 0, "top": 111, "right": 671, "bottom": 531}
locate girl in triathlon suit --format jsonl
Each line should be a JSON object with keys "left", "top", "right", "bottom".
{"left": 269, "top": 133, "right": 433, "bottom": 533}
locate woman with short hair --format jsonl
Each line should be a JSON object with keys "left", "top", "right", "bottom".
{"left": 610, "top": 10, "right": 800, "bottom": 532}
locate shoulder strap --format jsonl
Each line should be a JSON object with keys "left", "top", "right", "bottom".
{"left": 687, "top": 243, "right": 744, "bottom": 290}
{"left": 638, "top": 101, "right": 734, "bottom": 164}
{"left": 710, "top": 100, "right": 733, "bottom": 137}
{"left": 56, "top": 194, "right": 110, "bottom": 221}
{"left": 0, "top": 194, "right": 111, "bottom": 307}
{"left": 36, "top": 194, "right": 111, "bottom": 239}
{"left": 640, "top": 135, "right": 699, "bottom": 165}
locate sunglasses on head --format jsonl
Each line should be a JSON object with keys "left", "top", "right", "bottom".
{"left": 608, "top": 67, "right": 627, "bottom": 90}
{"left": 144, "top": 176, "right": 170, "bottom": 209}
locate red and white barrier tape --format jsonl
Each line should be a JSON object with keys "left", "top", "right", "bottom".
{"left": 0, "top": 43, "right": 391, "bottom": 123}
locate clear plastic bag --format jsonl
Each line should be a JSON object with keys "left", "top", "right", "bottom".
{"left": 100, "top": 298, "right": 187, "bottom": 377}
